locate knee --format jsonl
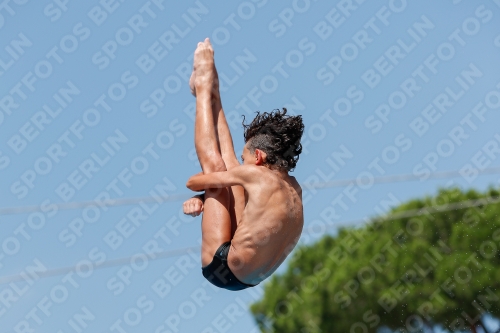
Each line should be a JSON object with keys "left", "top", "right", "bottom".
{"left": 203, "top": 157, "right": 226, "bottom": 174}
{"left": 225, "top": 160, "right": 240, "bottom": 170}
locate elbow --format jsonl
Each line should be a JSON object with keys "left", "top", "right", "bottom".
{"left": 186, "top": 178, "right": 200, "bottom": 191}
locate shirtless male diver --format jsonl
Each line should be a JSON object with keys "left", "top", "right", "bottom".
{"left": 183, "top": 38, "right": 304, "bottom": 291}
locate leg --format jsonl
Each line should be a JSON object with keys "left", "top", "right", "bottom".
{"left": 190, "top": 57, "right": 239, "bottom": 170}
{"left": 192, "top": 39, "right": 232, "bottom": 267}
{"left": 211, "top": 84, "right": 246, "bottom": 234}
{"left": 190, "top": 56, "right": 246, "bottom": 234}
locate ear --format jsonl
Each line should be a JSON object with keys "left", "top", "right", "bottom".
{"left": 254, "top": 149, "right": 267, "bottom": 165}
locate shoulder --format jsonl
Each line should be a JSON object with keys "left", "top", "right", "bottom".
{"left": 230, "top": 164, "right": 263, "bottom": 182}
{"left": 289, "top": 176, "right": 303, "bottom": 194}
{"left": 231, "top": 164, "right": 259, "bottom": 174}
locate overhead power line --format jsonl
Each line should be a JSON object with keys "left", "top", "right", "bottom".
{"left": 0, "top": 193, "right": 192, "bottom": 216}
{"left": 0, "top": 166, "right": 499, "bottom": 216}
{"left": 307, "top": 165, "right": 500, "bottom": 189}
{"left": 0, "top": 194, "right": 498, "bottom": 285}
{"left": 0, "top": 245, "right": 200, "bottom": 285}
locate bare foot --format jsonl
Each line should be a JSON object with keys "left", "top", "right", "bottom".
{"left": 189, "top": 67, "right": 220, "bottom": 98}
{"left": 190, "top": 38, "right": 220, "bottom": 97}
{"left": 193, "top": 38, "right": 215, "bottom": 93}
{"left": 189, "top": 70, "right": 196, "bottom": 96}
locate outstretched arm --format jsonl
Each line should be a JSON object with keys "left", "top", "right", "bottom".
{"left": 186, "top": 165, "right": 256, "bottom": 192}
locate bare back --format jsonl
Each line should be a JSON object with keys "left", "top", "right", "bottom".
{"left": 228, "top": 166, "right": 304, "bottom": 285}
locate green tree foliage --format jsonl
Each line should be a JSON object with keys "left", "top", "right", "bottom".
{"left": 250, "top": 188, "right": 500, "bottom": 333}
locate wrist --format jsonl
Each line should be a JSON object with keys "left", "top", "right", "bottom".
{"left": 194, "top": 192, "right": 205, "bottom": 202}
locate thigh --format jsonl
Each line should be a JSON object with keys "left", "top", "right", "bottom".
{"left": 229, "top": 185, "right": 245, "bottom": 230}
{"left": 226, "top": 161, "right": 246, "bottom": 235}
{"left": 201, "top": 187, "right": 233, "bottom": 267}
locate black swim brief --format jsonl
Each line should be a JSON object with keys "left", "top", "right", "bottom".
{"left": 202, "top": 242, "right": 256, "bottom": 291}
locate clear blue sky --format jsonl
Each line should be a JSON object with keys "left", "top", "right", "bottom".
{"left": 1, "top": 1, "right": 500, "bottom": 332}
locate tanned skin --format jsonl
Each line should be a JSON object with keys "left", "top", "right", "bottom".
{"left": 184, "top": 38, "right": 303, "bottom": 285}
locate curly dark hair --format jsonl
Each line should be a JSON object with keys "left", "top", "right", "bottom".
{"left": 242, "top": 108, "right": 304, "bottom": 172}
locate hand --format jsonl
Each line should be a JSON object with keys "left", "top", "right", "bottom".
{"left": 183, "top": 195, "right": 204, "bottom": 217}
